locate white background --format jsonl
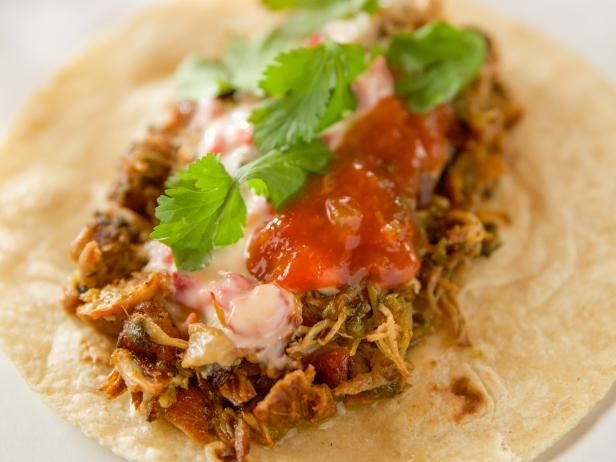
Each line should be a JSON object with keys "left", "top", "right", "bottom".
{"left": 0, "top": 1, "right": 614, "bottom": 461}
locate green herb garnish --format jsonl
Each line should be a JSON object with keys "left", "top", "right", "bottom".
{"left": 151, "top": 155, "right": 245, "bottom": 270}
{"left": 386, "top": 21, "right": 487, "bottom": 113}
{"left": 223, "top": 30, "right": 293, "bottom": 94}
{"left": 250, "top": 40, "right": 367, "bottom": 152}
{"left": 264, "top": 0, "right": 378, "bottom": 38}
{"left": 152, "top": 140, "right": 331, "bottom": 270}
{"left": 263, "top": 0, "right": 377, "bottom": 13}
{"left": 175, "top": 0, "right": 378, "bottom": 100}
{"left": 262, "top": 0, "right": 345, "bottom": 10}
{"left": 176, "top": 56, "right": 233, "bottom": 100}
{"left": 237, "top": 139, "right": 331, "bottom": 208}
{"left": 176, "top": 30, "right": 293, "bottom": 99}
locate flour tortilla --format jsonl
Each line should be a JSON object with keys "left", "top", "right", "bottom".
{"left": 0, "top": 0, "right": 614, "bottom": 461}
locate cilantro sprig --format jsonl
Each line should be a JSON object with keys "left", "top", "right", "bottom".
{"left": 386, "top": 22, "right": 487, "bottom": 113}
{"left": 264, "top": 0, "right": 379, "bottom": 38}
{"left": 176, "top": 56, "right": 233, "bottom": 100}
{"left": 223, "top": 31, "right": 291, "bottom": 94}
{"left": 176, "top": 30, "right": 292, "bottom": 98}
{"left": 262, "top": 0, "right": 367, "bottom": 10}
{"left": 152, "top": 141, "right": 331, "bottom": 270}
{"left": 250, "top": 41, "right": 368, "bottom": 152}
{"left": 152, "top": 156, "right": 245, "bottom": 270}
{"left": 175, "top": 0, "right": 378, "bottom": 100}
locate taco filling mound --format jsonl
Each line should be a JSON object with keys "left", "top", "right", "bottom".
{"left": 59, "top": 1, "right": 522, "bottom": 460}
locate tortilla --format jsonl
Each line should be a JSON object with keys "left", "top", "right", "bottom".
{"left": 0, "top": 0, "right": 614, "bottom": 460}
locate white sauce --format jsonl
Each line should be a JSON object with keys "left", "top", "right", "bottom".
{"left": 182, "top": 324, "right": 239, "bottom": 368}
{"left": 145, "top": 236, "right": 250, "bottom": 283}
{"left": 143, "top": 240, "right": 176, "bottom": 273}
{"left": 174, "top": 273, "right": 299, "bottom": 370}
{"left": 195, "top": 100, "right": 257, "bottom": 176}
{"left": 226, "top": 284, "right": 293, "bottom": 342}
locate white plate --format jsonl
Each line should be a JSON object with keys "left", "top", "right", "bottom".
{"left": 0, "top": 1, "right": 614, "bottom": 460}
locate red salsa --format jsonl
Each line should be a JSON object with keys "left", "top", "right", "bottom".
{"left": 248, "top": 97, "right": 454, "bottom": 292}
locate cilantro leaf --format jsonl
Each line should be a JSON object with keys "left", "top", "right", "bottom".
{"left": 152, "top": 142, "right": 332, "bottom": 270}
{"left": 223, "top": 30, "right": 294, "bottom": 94}
{"left": 151, "top": 156, "right": 246, "bottom": 270}
{"left": 175, "top": 31, "right": 296, "bottom": 100}
{"left": 386, "top": 22, "right": 487, "bottom": 113}
{"left": 237, "top": 139, "right": 332, "bottom": 208}
{"left": 262, "top": 0, "right": 379, "bottom": 14}
{"left": 319, "top": 43, "right": 367, "bottom": 128}
{"left": 249, "top": 47, "right": 331, "bottom": 152}
{"left": 361, "top": 0, "right": 379, "bottom": 13}
{"left": 175, "top": 56, "right": 233, "bottom": 100}
{"left": 277, "top": 0, "right": 378, "bottom": 38}
{"left": 250, "top": 41, "right": 367, "bottom": 152}
{"left": 262, "top": 0, "right": 329, "bottom": 10}
{"left": 175, "top": 0, "right": 379, "bottom": 100}
{"left": 263, "top": 0, "right": 376, "bottom": 11}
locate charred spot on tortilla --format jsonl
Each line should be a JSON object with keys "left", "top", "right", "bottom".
{"left": 451, "top": 376, "right": 485, "bottom": 421}
{"left": 58, "top": 0, "right": 520, "bottom": 460}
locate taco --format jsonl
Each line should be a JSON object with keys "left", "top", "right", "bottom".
{"left": 0, "top": 0, "right": 615, "bottom": 461}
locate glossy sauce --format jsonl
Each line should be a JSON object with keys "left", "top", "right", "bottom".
{"left": 248, "top": 97, "right": 454, "bottom": 292}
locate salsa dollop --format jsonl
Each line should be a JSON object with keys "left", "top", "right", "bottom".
{"left": 248, "top": 97, "right": 454, "bottom": 292}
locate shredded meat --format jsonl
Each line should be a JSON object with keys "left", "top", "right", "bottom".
{"left": 111, "top": 130, "right": 179, "bottom": 220}
{"left": 307, "top": 346, "right": 351, "bottom": 388}
{"left": 233, "top": 418, "right": 251, "bottom": 462}
{"left": 444, "top": 35, "right": 522, "bottom": 208}
{"left": 101, "top": 301, "right": 188, "bottom": 401}
{"left": 69, "top": 210, "right": 148, "bottom": 289}
{"left": 99, "top": 368, "right": 127, "bottom": 399}
{"left": 334, "top": 371, "right": 392, "bottom": 397}
{"left": 218, "top": 371, "right": 257, "bottom": 406}
{"left": 149, "top": 387, "right": 216, "bottom": 444}
{"left": 61, "top": 284, "right": 82, "bottom": 314}
{"left": 131, "top": 391, "right": 144, "bottom": 410}
{"left": 111, "top": 348, "right": 172, "bottom": 395}
{"left": 253, "top": 366, "right": 336, "bottom": 432}
{"left": 77, "top": 272, "right": 169, "bottom": 321}
{"left": 117, "top": 301, "right": 184, "bottom": 369}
